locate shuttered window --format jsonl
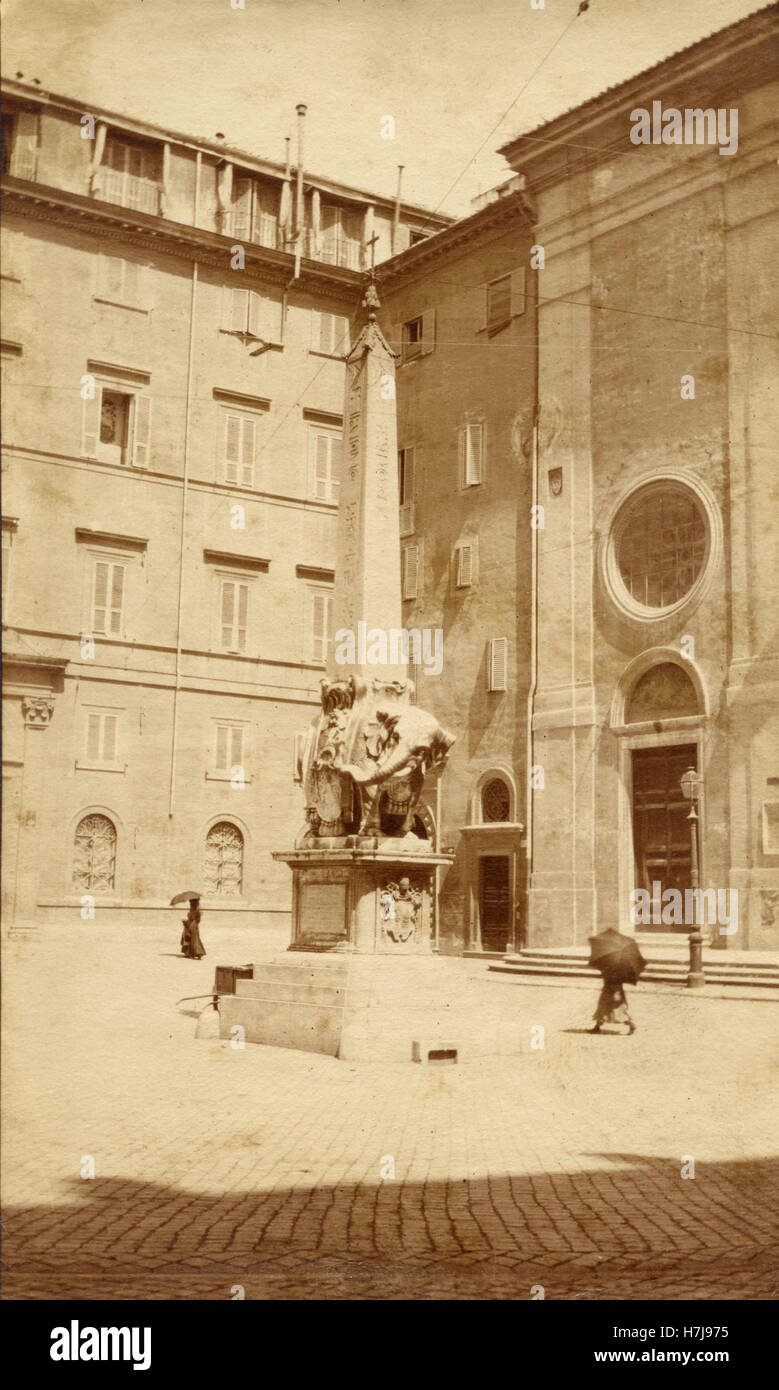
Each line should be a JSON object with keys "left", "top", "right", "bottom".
{"left": 101, "top": 138, "right": 160, "bottom": 214}
{"left": 223, "top": 412, "right": 256, "bottom": 486}
{"left": 399, "top": 446, "right": 415, "bottom": 536}
{"left": 92, "top": 560, "right": 125, "bottom": 635}
{"left": 85, "top": 711, "right": 119, "bottom": 763}
{"left": 310, "top": 430, "right": 342, "bottom": 503}
{"left": 487, "top": 275, "right": 512, "bottom": 333}
{"left": 223, "top": 287, "right": 278, "bottom": 341}
{"left": 8, "top": 111, "right": 39, "bottom": 179}
{"left": 459, "top": 423, "right": 484, "bottom": 487}
{"left": 488, "top": 637, "right": 508, "bottom": 692}
{"left": 220, "top": 580, "right": 249, "bottom": 652}
{"left": 230, "top": 176, "right": 253, "bottom": 239}
{"left": 82, "top": 386, "right": 152, "bottom": 469}
{"left": 215, "top": 723, "right": 244, "bottom": 772}
{"left": 312, "top": 311, "right": 350, "bottom": 355}
{"left": 402, "top": 544, "right": 419, "bottom": 600}
{"left": 455, "top": 542, "right": 475, "bottom": 588}
{"left": 97, "top": 254, "right": 140, "bottom": 305}
{"left": 482, "top": 268, "right": 525, "bottom": 333}
{"left": 309, "top": 589, "right": 332, "bottom": 663}
{"left": 320, "top": 205, "right": 361, "bottom": 269}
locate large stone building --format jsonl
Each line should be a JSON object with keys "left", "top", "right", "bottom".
{"left": 377, "top": 178, "right": 537, "bottom": 955}
{"left": 380, "top": 5, "right": 779, "bottom": 952}
{"left": 0, "top": 81, "right": 450, "bottom": 931}
{"left": 3, "top": 5, "right": 777, "bottom": 953}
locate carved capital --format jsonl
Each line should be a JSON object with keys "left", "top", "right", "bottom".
{"left": 22, "top": 695, "right": 54, "bottom": 728}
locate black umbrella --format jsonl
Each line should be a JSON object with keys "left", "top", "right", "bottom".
{"left": 588, "top": 929, "right": 646, "bottom": 985}
{"left": 170, "top": 889, "right": 201, "bottom": 906}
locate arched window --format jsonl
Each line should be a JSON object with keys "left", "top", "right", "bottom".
{"left": 626, "top": 662, "right": 698, "bottom": 724}
{"left": 73, "top": 813, "right": 117, "bottom": 892}
{"left": 204, "top": 821, "right": 244, "bottom": 896}
{"left": 481, "top": 777, "right": 511, "bottom": 823}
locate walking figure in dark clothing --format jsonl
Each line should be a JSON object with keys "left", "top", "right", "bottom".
{"left": 587, "top": 928, "right": 645, "bottom": 1034}
{"left": 591, "top": 971, "right": 636, "bottom": 1034}
{"left": 180, "top": 897, "right": 206, "bottom": 959}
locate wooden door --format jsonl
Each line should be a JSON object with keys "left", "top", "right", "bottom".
{"left": 479, "top": 855, "right": 510, "bottom": 951}
{"left": 632, "top": 745, "right": 696, "bottom": 928}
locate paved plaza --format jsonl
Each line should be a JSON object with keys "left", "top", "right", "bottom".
{"left": 2, "top": 924, "right": 776, "bottom": 1301}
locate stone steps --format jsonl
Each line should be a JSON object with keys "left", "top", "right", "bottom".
{"left": 489, "top": 950, "right": 779, "bottom": 991}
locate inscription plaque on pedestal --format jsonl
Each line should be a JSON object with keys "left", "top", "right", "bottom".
{"left": 298, "top": 878, "right": 348, "bottom": 941}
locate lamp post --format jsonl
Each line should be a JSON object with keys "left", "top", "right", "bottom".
{"left": 680, "top": 767, "right": 704, "bottom": 988}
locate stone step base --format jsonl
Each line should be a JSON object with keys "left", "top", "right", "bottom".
{"left": 490, "top": 958, "right": 779, "bottom": 990}
{"left": 218, "top": 953, "right": 529, "bottom": 1062}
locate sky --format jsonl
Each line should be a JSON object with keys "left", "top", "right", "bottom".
{"left": 1, "top": 0, "right": 769, "bottom": 216}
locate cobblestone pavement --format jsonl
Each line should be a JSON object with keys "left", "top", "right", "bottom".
{"left": 2, "top": 925, "right": 777, "bottom": 1301}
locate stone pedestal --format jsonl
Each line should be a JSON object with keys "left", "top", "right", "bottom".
{"left": 273, "top": 844, "right": 451, "bottom": 955}
{"left": 218, "top": 950, "right": 527, "bottom": 1063}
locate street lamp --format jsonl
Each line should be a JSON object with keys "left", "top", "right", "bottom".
{"left": 680, "top": 766, "right": 704, "bottom": 988}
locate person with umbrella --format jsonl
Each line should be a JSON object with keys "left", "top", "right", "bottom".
{"left": 171, "top": 890, "right": 206, "bottom": 960}
{"left": 588, "top": 928, "right": 645, "bottom": 1034}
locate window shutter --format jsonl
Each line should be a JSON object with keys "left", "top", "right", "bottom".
{"left": 247, "top": 291, "right": 263, "bottom": 339}
{"left": 236, "top": 583, "right": 248, "bottom": 651}
{"left": 87, "top": 713, "right": 101, "bottom": 761}
{"left": 224, "top": 414, "right": 241, "bottom": 484}
{"left": 230, "top": 287, "right": 249, "bottom": 333}
{"left": 457, "top": 544, "right": 473, "bottom": 587}
{"left": 216, "top": 725, "right": 229, "bottom": 770}
{"left": 230, "top": 726, "right": 243, "bottom": 769}
{"left": 98, "top": 254, "right": 121, "bottom": 300}
{"left": 131, "top": 394, "right": 152, "bottom": 468}
{"left": 240, "top": 416, "right": 255, "bottom": 486}
{"left": 123, "top": 258, "right": 139, "bottom": 304}
{"left": 93, "top": 561, "right": 109, "bottom": 630}
{"left": 221, "top": 581, "right": 235, "bottom": 646}
{"left": 11, "top": 111, "right": 39, "bottom": 179}
{"left": 109, "top": 564, "right": 124, "bottom": 633}
{"left": 313, "top": 434, "right": 330, "bottom": 500}
{"left": 487, "top": 276, "right": 512, "bottom": 333}
{"left": 232, "top": 177, "right": 252, "bottom": 240}
{"left": 82, "top": 391, "right": 100, "bottom": 458}
{"left": 510, "top": 266, "right": 526, "bottom": 316}
{"left": 311, "top": 592, "right": 327, "bottom": 662}
{"left": 488, "top": 637, "right": 508, "bottom": 692}
{"left": 102, "top": 715, "right": 117, "bottom": 763}
{"left": 471, "top": 423, "right": 483, "bottom": 484}
{"left": 255, "top": 183, "right": 278, "bottom": 248}
{"left": 399, "top": 446, "right": 415, "bottom": 504}
{"left": 462, "top": 424, "right": 483, "bottom": 486}
{"left": 403, "top": 544, "right": 419, "bottom": 600}
{"left": 316, "top": 312, "right": 334, "bottom": 354}
{"left": 477, "top": 282, "right": 488, "bottom": 333}
{"left": 420, "top": 308, "right": 436, "bottom": 355}
{"left": 329, "top": 435, "right": 342, "bottom": 503}
{"left": 334, "top": 315, "right": 349, "bottom": 354}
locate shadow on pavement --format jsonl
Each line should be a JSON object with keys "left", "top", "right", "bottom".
{"left": 3, "top": 1154, "right": 776, "bottom": 1301}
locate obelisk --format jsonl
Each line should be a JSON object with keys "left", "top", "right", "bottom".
{"left": 332, "top": 281, "right": 403, "bottom": 686}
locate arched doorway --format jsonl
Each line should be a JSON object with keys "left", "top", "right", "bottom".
{"left": 611, "top": 654, "right": 706, "bottom": 933}
{"left": 462, "top": 769, "right": 523, "bottom": 954}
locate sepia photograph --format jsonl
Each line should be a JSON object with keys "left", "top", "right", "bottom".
{"left": 1, "top": 0, "right": 777, "bottom": 1355}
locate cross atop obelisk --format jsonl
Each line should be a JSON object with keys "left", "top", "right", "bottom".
{"left": 330, "top": 279, "right": 403, "bottom": 685}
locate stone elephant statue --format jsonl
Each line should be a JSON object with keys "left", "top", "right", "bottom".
{"left": 342, "top": 703, "right": 455, "bottom": 836}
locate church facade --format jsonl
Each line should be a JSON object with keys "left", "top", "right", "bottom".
{"left": 380, "top": 6, "right": 779, "bottom": 953}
